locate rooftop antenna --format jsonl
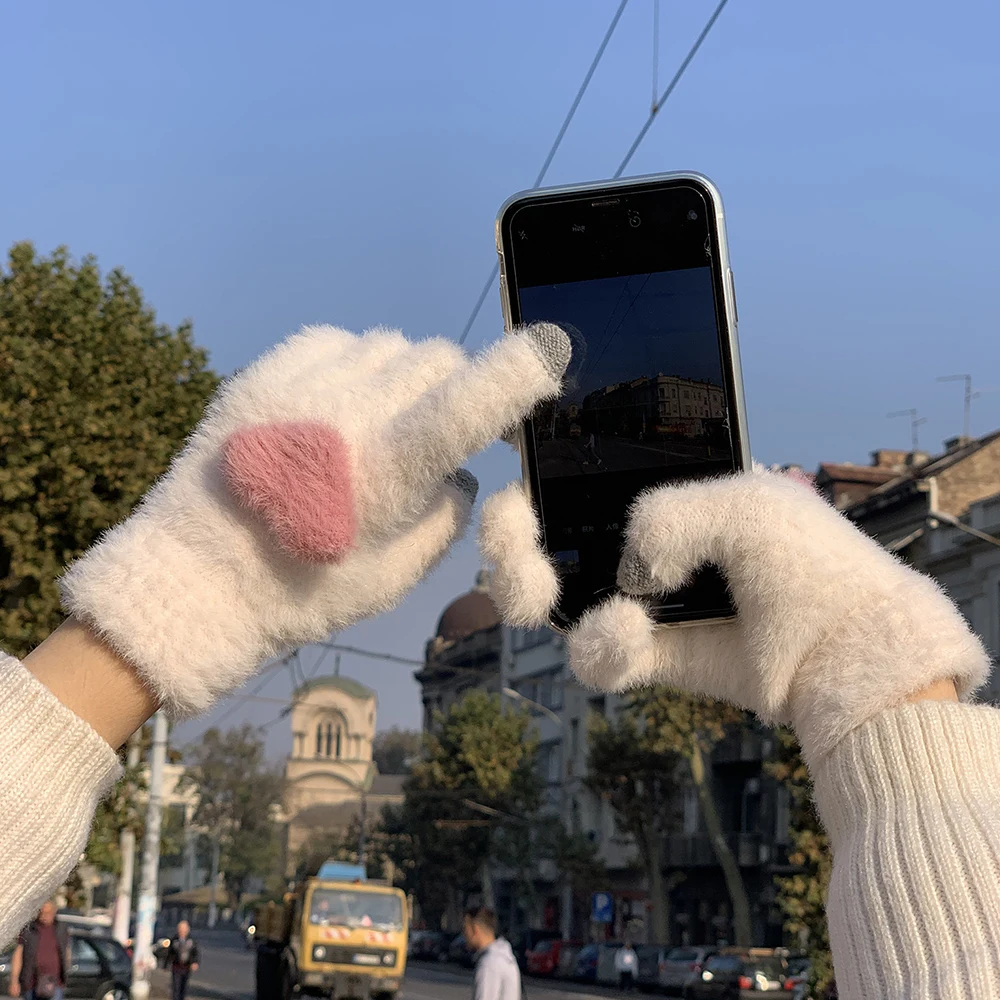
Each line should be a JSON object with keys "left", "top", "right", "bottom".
{"left": 937, "top": 374, "right": 973, "bottom": 442}
{"left": 887, "top": 408, "right": 927, "bottom": 452}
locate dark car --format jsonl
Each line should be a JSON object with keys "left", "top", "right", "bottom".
{"left": 573, "top": 943, "right": 600, "bottom": 981}
{"left": 411, "top": 931, "right": 450, "bottom": 962}
{"left": 447, "top": 933, "right": 475, "bottom": 968}
{"left": 685, "top": 952, "right": 786, "bottom": 998}
{"left": 0, "top": 933, "right": 132, "bottom": 1000}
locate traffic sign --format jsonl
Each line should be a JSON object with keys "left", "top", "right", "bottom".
{"left": 591, "top": 891, "right": 613, "bottom": 924}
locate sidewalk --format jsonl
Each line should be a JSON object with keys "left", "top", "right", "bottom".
{"left": 409, "top": 960, "right": 670, "bottom": 998}
{"left": 150, "top": 969, "right": 249, "bottom": 1000}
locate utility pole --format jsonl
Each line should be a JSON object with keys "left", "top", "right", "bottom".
{"left": 131, "top": 710, "right": 168, "bottom": 1000}
{"left": 207, "top": 837, "right": 221, "bottom": 928}
{"left": 358, "top": 790, "right": 367, "bottom": 868}
{"left": 113, "top": 731, "right": 142, "bottom": 946}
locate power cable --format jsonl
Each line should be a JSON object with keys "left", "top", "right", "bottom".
{"left": 458, "top": 0, "right": 732, "bottom": 346}
{"left": 614, "top": 0, "right": 731, "bottom": 178}
{"left": 652, "top": 0, "right": 660, "bottom": 112}
{"left": 456, "top": 0, "right": 631, "bottom": 346}
{"left": 205, "top": 655, "right": 293, "bottom": 730}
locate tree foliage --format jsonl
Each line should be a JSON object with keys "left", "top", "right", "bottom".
{"left": 382, "top": 691, "right": 541, "bottom": 930}
{"left": 585, "top": 708, "right": 682, "bottom": 943}
{"left": 372, "top": 727, "right": 422, "bottom": 776}
{"left": 766, "top": 729, "right": 834, "bottom": 993}
{"left": 0, "top": 241, "right": 218, "bottom": 656}
{"left": 628, "top": 688, "right": 755, "bottom": 947}
{"left": 184, "top": 725, "right": 284, "bottom": 901}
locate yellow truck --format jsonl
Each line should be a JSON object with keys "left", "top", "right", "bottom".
{"left": 255, "top": 862, "right": 407, "bottom": 1000}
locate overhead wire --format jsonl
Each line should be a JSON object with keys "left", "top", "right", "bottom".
{"left": 614, "top": 0, "right": 731, "bottom": 178}
{"left": 456, "top": 0, "right": 631, "bottom": 346}
{"left": 458, "top": 0, "right": 733, "bottom": 346}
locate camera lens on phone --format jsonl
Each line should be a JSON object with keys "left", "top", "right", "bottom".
{"left": 687, "top": 210, "right": 698, "bottom": 221}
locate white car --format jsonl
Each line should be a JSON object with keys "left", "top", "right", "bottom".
{"left": 659, "top": 947, "right": 717, "bottom": 993}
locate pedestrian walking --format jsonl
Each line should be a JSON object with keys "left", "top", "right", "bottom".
{"left": 614, "top": 941, "right": 637, "bottom": 991}
{"left": 463, "top": 907, "right": 521, "bottom": 1000}
{"left": 9, "top": 902, "right": 70, "bottom": 1000}
{"left": 166, "top": 921, "right": 200, "bottom": 1000}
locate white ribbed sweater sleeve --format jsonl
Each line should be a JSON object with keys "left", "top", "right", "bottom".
{"left": 0, "top": 652, "right": 121, "bottom": 944}
{"left": 813, "top": 700, "right": 1000, "bottom": 999}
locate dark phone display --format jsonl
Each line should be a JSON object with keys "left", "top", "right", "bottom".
{"left": 503, "top": 181, "right": 740, "bottom": 627}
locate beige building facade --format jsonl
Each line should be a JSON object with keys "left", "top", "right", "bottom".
{"left": 283, "top": 676, "right": 403, "bottom": 867}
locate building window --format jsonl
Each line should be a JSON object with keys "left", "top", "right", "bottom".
{"left": 336, "top": 726, "right": 342, "bottom": 758}
{"left": 324, "top": 723, "right": 333, "bottom": 758}
{"left": 539, "top": 674, "right": 552, "bottom": 708}
{"left": 316, "top": 724, "right": 323, "bottom": 757}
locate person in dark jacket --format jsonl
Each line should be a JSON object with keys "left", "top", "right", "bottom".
{"left": 10, "top": 902, "right": 70, "bottom": 1000}
{"left": 166, "top": 921, "right": 200, "bottom": 1000}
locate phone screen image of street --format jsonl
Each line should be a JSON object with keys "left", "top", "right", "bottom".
{"left": 519, "top": 267, "right": 733, "bottom": 480}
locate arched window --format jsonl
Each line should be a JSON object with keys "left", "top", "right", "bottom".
{"left": 325, "top": 722, "right": 333, "bottom": 758}
{"left": 335, "top": 726, "right": 342, "bottom": 759}
{"left": 315, "top": 723, "right": 323, "bottom": 757}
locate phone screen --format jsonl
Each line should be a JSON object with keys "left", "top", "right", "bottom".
{"left": 500, "top": 179, "right": 744, "bottom": 627}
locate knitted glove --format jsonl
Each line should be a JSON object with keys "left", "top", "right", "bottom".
{"left": 61, "top": 323, "right": 570, "bottom": 716}
{"left": 479, "top": 468, "right": 990, "bottom": 762}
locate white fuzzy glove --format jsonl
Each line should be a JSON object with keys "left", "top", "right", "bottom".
{"left": 61, "top": 323, "right": 570, "bottom": 716}
{"left": 480, "top": 468, "right": 990, "bottom": 762}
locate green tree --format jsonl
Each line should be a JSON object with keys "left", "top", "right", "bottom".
{"left": 372, "top": 727, "right": 422, "bottom": 775}
{"left": 294, "top": 816, "right": 395, "bottom": 883}
{"left": 631, "top": 688, "right": 755, "bottom": 947}
{"left": 0, "top": 241, "right": 218, "bottom": 657}
{"left": 184, "top": 725, "right": 284, "bottom": 902}
{"left": 766, "top": 729, "right": 834, "bottom": 993}
{"left": 383, "top": 691, "right": 540, "bottom": 929}
{"left": 585, "top": 708, "right": 682, "bottom": 944}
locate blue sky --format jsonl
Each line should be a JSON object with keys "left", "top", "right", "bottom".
{"left": 4, "top": 0, "right": 999, "bottom": 752}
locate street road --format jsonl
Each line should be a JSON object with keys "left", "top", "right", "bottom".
{"left": 537, "top": 436, "right": 717, "bottom": 476}
{"left": 178, "top": 931, "right": 640, "bottom": 1000}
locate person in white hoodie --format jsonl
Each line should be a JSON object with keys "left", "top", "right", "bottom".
{"left": 463, "top": 907, "right": 522, "bottom": 1000}
{"left": 614, "top": 940, "right": 638, "bottom": 991}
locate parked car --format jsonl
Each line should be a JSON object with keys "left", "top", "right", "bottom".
{"left": 418, "top": 931, "right": 451, "bottom": 961}
{"left": 595, "top": 942, "right": 624, "bottom": 985}
{"left": 573, "top": 944, "right": 600, "bottom": 981}
{"left": 511, "top": 928, "right": 561, "bottom": 972}
{"left": 557, "top": 942, "right": 583, "bottom": 979}
{"left": 635, "top": 944, "right": 667, "bottom": 991}
{"left": 526, "top": 938, "right": 581, "bottom": 977}
{"left": 783, "top": 958, "right": 811, "bottom": 999}
{"left": 448, "top": 933, "right": 475, "bottom": 967}
{"left": 0, "top": 933, "right": 132, "bottom": 1000}
{"left": 657, "top": 946, "right": 718, "bottom": 994}
{"left": 685, "top": 952, "right": 786, "bottom": 998}
{"left": 407, "top": 930, "right": 430, "bottom": 958}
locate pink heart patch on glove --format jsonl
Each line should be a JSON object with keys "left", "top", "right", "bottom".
{"left": 222, "top": 421, "right": 356, "bottom": 563}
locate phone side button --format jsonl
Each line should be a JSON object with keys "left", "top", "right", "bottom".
{"left": 728, "top": 268, "right": 739, "bottom": 324}
{"left": 498, "top": 274, "right": 512, "bottom": 332}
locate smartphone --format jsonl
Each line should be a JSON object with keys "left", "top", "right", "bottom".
{"left": 496, "top": 172, "right": 750, "bottom": 630}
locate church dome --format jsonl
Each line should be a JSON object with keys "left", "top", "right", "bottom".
{"left": 435, "top": 571, "right": 499, "bottom": 641}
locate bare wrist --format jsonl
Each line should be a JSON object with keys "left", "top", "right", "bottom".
{"left": 906, "top": 677, "right": 959, "bottom": 704}
{"left": 24, "top": 618, "right": 159, "bottom": 749}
